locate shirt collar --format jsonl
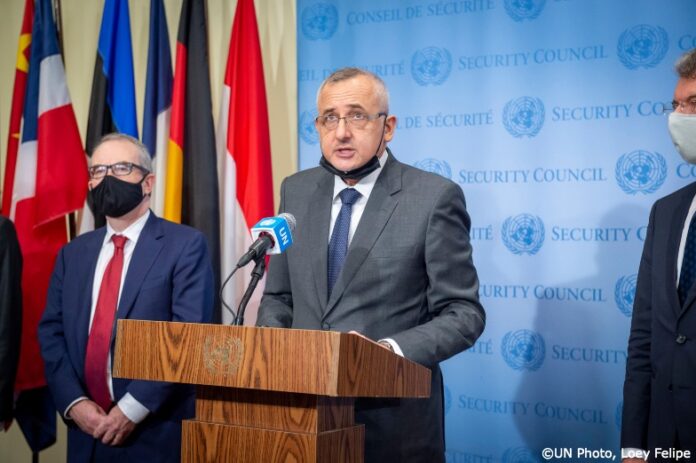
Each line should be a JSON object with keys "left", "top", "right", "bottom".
{"left": 104, "top": 210, "right": 151, "bottom": 247}
{"left": 332, "top": 150, "right": 388, "bottom": 200}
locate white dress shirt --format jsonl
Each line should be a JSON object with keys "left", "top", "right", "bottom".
{"left": 65, "top": 210, "right": 151, "bottom": 423}
{"left": 328, "top": 151, "right": 404, "bottom": 356}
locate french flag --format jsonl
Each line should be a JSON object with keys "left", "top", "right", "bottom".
{"left": 142, "top": 0, "right": 173, "bottom": 216}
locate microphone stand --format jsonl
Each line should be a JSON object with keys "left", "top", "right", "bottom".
{"left": 233, "top": 256, "right": 266, "bottom": 326}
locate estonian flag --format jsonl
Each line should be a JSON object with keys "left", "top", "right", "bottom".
{"left": 79, "top": 0, "right": 138, "bottom": 232}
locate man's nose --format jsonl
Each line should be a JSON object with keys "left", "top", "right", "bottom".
{"left": 334, "top": 118, "right": 352, "bottom": 139}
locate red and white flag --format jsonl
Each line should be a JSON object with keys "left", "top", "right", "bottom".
{"left": 3, "top": 0, "right": 88, "bottom": 393}
{"left": 217, "top": 0, "right": 274, "bottom": 324}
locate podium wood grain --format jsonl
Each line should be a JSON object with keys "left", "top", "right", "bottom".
{"left": 113, "top": 320, "right": 431, "bottom": 462}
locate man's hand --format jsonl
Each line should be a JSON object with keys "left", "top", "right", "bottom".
{"left": 93, "top": 405, "right": 136, "bottom": 446}
{"left": 68, "top": 400, "right": 107, "bottom": 436}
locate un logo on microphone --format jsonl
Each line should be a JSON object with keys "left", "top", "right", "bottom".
{"left": 411, "top": 47, "right": 452, "bottom": 86}
{"left": 414, "top": 158, "right": 452, "bottom": 179}
{"left": 504, "top": 0, "right": 545, "bottom": 22}
{"left": 501, "top": 329, "right": 546, "bottom": 371}
{"left": 502, "top": 447, "right": 541, "bottom": 463}
{"left": 502, "top": 214, "right": 545, "bottom": 255}
{"left": 299, "top": 110, "right": 319, "bottom": 145}
{"left": 615, "top": 274, "right": 637, "bottom": 317}
{"left": 617, "top": 24, "right": 669, "bottom": 70}
{"left": 503, "top": 97, "right": 545, "bottom": 138}
{"left": 301, "top": 3, "right": 338, "bottom": 40}
{"left": 615, "top": 150, "right": 667, "bottom": 195}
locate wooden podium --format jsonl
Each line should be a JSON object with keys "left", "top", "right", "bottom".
{"left": 113, "top": 320, "right": 431, "bottom": 462}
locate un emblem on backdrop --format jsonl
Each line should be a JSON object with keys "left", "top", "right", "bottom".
{"left": 501, "top": 329, "right": 546, "bottom": 371}
{"left": 502, "top": 447, "right": 542, "bottom": 463}
{"left": 411, "top": 47, "right": 452, "bottom": 86}
{"left": 299, "top": 110, "right": 319, "bottom": 145}
{"left": 615, "top": 150, "right": 667, "bottom": 195}
{"left": 617, "top": 24, "right": 669, "bottom": 70}
{"left": 503, "top": 97, "right": 545, "bottom": 138}
{"left": 614, "top": 274, "right": 637, "bottom": 317}
{"left": 301, "top": 3, "right": 338, "bottom": 40}
{"left": 414, "top": 158, "right": 452, "bottom": 179}
{"left": 502, "top": 214, "right": 545, "bottom": 255}
{"left": 504, "top": 0, "right": 546, "bottom": 22}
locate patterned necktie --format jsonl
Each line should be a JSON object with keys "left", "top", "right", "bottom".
{"left": 679, "top": 214, "right": 696, "bottom": 306}
{"left": 328, "top": 188, "right": 362, "bottom": 294}
{"left": 85, "top": 234, "right": 127, "bottom": 411}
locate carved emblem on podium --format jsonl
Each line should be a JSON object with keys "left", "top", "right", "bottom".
{"left": 203, "top": 336, "right": 244, "bottom": 376}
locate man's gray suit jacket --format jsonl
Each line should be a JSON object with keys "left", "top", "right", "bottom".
{"left": 258, "top": 153, "right": 485, "bottom": 462}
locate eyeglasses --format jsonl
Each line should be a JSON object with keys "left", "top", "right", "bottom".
{"left": 315, "top": 112, "right": 386, "bottom": 131}
{"left": 663, "top": 99, "right": 696, "bottom": 115}
{"left": 89, "top": 162, "right": 149, "bottom": 179}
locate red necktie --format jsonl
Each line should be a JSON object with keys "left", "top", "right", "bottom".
{"left": 84, "top": 234, "right": 127, "bottom": 411}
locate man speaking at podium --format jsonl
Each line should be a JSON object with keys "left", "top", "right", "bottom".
{"left": 38, "top": 134, "right": 213, "bottom": 462}
{"left": 257, "top": 68, "right": 485, "bottom": 462}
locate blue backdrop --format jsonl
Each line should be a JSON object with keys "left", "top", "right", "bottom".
{"left": 297, "top": 1, "right": 696, "bottom": 461}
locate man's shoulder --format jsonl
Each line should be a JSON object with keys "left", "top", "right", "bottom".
{"left": 0, "top": 215, "right": 16, "bottom": 237}
{"left": 63, "top": 227, "right": 104, "bottom": 251}
{"left": 156, "top": 216, "right": 205, "bottom": 240}
{"left": 284, "top": 166, "right": 325, "bottom": 185}
{"left": 654, "top": 181, "right": 696, "bottom": 210}
{"left": 398, "top": 159, "right": 462, "bottom": 197}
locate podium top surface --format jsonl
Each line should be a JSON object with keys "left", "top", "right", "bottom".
{"left": 113, "top": 320, "right": 430, "bottom": 398}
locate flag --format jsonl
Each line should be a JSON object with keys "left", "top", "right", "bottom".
{"left": 3, "top": 0, "right": 89, "bottom": 450}
{"left": 166, "top": 0, "right": 221, "bottom": 320}
{"left": 2, "top": 0, "right": 32, "bottom": 218}
{"left": 142, "top": 0, "right": 173, "bottom": 216}
{"left": 217, "top": 0, "right": 274, "bottom": 324}
{"left": 79, "top": 0, "right": 138, "bottom": 233}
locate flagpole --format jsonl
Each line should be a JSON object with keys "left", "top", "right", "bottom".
{"left": 52, "top": 0, "right": 78, "bottom": 240}
{"left": 53, "top": 0, "right": 64, "bottom": 58}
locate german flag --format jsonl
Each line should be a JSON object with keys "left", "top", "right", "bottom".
{"left": 166, "top": 0, "right": 221, "bottom": 320}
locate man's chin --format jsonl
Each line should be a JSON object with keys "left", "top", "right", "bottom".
{"left": 328, "top": 158, "right": 360, "bottom": 172}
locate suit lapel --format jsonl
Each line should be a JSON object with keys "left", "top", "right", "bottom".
{"left": 309, "top": 173, "right": 334, "bottom": 309}
{"left": 116, "top": 213, "right": 164, "bottom": 321}
{"left": 323, "top": 155, "right": 402, "bottom": 318}
{"left": 77, "top": 228, "right": 107, "bottom": 358}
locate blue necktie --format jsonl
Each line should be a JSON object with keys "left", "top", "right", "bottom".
{"left": 328, "top": 188, "right": 362, "bottom": 294}
{"left": 679, "top": 213, "right": 696, "bottom": 306}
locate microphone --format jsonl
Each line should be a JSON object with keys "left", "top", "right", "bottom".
{"left": 236, "top": 213, "right": 296, "bottom": 267}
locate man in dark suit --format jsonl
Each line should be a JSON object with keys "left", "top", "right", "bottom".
{"left": 623, "top": 49, "right": 696, "bottom": 461}
{"left": 0, "top": 216, "right": 22, "bottom": 431}
{"left": 257, "top": 67, "right": 485, "bottom": 462}
{"left": 38, "top": 133, "right": 214, "bottom": 462}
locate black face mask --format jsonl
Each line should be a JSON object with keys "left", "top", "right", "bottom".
{"left": 319, "top": 155, "right": 380, "bottom": 181}
{"left": 89, "top": 175, "right": 146, "bottom": 218}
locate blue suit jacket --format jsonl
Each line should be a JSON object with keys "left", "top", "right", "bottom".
{"left": 623, "top": 181, "right": 696, "bottom": 453}
{"left": 39, "top": 213, "right": 213, "bottom": 462}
